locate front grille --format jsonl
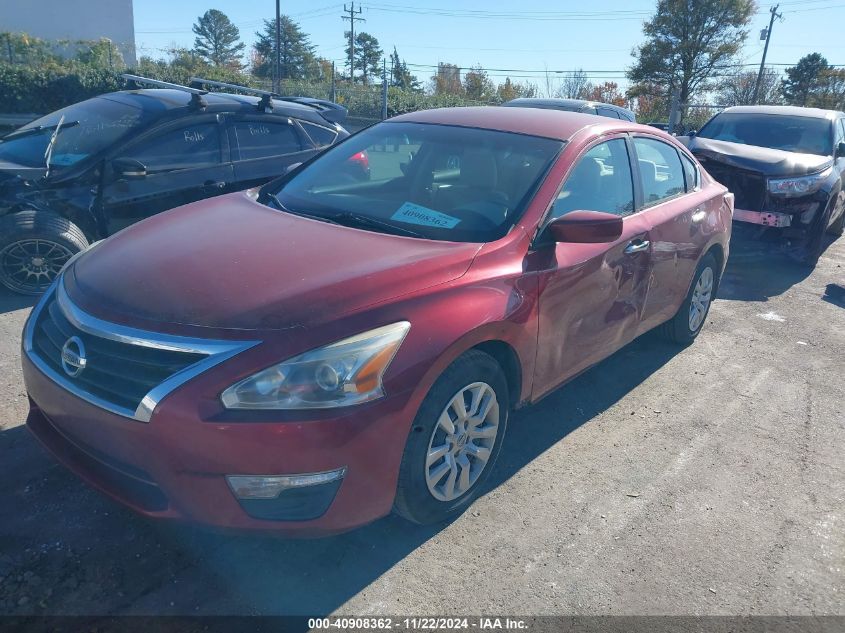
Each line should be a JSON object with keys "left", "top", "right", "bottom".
{"left": 699, "top": 158, "right": 766, "bottom": 211}
{"left": 30, "top": 294, "right": 207, "bottom": 416}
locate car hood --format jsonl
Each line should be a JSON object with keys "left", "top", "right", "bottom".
{"left": 688, "top": 137, "right": 832, "bottom": 177}
{"left": 67, "top": 191, "right": 482, "bottom": 331}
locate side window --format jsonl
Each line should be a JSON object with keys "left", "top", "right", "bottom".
{"left": 681, "top": 153, "right": 699, "bottom": 192}
{"left": 124, "top": 123, "right": 220, "bottom": 172}
{"left": 232, "top": 120, "right": 302, "bottom": 160}
{"left": 633, "top": 137, "right": 686, "bottom": 205}
{"left": 834, "top": 119, "right": 845, "bottom": 150}
{"left": 300, "top": 121, "right": 338, "bottom": 148}
{"left": 551, "top": 138, "right": 635, "bottom": 220}
{"left": 597, "top": 107, "right": 621, "bottom": 119}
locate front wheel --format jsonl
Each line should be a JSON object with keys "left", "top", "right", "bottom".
{"left": 0, "top": 211, "right": 88, "bottom": 295}
{"left": 394, "top": 350, "right": 509, "bottom": 525}
{"left": 659, "top": 253, "right": 718, "bottom": 345}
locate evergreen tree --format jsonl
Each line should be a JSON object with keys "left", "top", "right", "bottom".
{"left": 192, "top": 9, "right": 245, "bottom": 68}
{"left": 390, "top": 46, "right": 420, "bottom": 90}
{"left": 253, "top": 16, "right": 318, "bottom": 80}
{"left": 345, "top": 31, "right": 382, "bottom": 84}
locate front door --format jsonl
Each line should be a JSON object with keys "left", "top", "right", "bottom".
{"left": 531, "top": 136, "right": 653, "bottom": 400}
{"left": 100, "top": 116, "right": 233, "bottom": 234}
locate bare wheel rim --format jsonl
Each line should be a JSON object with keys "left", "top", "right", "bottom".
{"left": 688, "top": 266, "right": 714, "bottom": 332}
{"left": 0, "top": 239, "right": 73, "bottom": 294}
{"left": 425, "top": 381, "right": 500, "bottom": 502}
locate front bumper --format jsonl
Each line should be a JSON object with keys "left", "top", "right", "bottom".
{"left": 22, "top": 349, "right": 416, "bottom": 536}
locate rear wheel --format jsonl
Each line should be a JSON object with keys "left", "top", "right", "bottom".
{"left": 394, "top": 350, "right": 509, "bottom": 525}
{"left": 659, "top": 253, "right": 718, "bottom": 345}
{"left": 0, "top": 211, "right": 88, "bottom": 295}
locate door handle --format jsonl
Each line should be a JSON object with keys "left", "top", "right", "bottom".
{"left": 624, "top": 239, "right": 650, "bottom": 254}
{"left": 691, "top": 209, "right": 707, "bottom": 224}
{"left": 203, "top": 180, "right": 227, "bottom": 190}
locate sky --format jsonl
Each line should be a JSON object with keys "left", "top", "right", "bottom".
{"left": 133, "top": 0, "right": 845, "bottom": 94}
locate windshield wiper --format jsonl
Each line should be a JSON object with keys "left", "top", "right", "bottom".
{"left": 262, "top": 193, "right": 423, "bottom": 237}
{"left": 43, "top": 115, "right": 66, "bottom": 179}
{"left": 263, "top": 192, "right": 340, "bottom": 225}
{"left": 329, "top": 212, "right": 424, "bottom": 238}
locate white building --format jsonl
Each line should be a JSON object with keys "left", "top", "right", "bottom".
{"left": 0, "top": 0, "right": 136, "bottom": 66}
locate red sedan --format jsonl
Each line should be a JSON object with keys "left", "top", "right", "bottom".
{"left": 21, "top": 107, "right": 732, "bottom": 535}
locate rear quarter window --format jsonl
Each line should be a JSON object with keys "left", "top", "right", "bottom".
{"left": 300, "top": 121, "right": 338, "bottom": 148}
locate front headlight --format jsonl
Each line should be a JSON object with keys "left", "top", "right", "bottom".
{"left": 768, "top": 167, "right": 831, "bottom": 197}
{"left": 221, "top": 321, "right": 410, "bottom": 410}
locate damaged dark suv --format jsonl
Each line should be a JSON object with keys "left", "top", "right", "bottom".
{"left": 685, "top": 106, "right": 845, "bottom": 265}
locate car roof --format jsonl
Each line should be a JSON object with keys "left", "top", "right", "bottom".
{"left": 720, "top": 105, "right": 844, "bottom": 120}
{"left": 389, "top": 106, "right": 660, "bottom": 142}
{"left": 503, "top": 97, "right": 634, "bottom": 116}
{"left": 101, "top": 89, "right": 339, "bottom": 126}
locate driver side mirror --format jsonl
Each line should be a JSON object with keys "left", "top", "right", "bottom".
{"left": 545, "top": 210, "right": 624, "bottom": 243}
{"left": 837, "top": 142, "right": 845, "bottom": 158}
{"left": 113, "top": 157, "right": 147, "bottom": 179}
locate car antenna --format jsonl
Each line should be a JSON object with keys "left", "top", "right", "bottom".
{"left": 190, "top": 77, "right": 277, "bottom": 113}
{"left": 121, "top": 74, "right": 209, "bottom": 110}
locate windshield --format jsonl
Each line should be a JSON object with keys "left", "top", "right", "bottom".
{"left": 269, "top": 121, "right": 563, "bottom": 242}
{"left": 698, "top": 113, "right": 833, "bottom": 156}
{"left": 0, "top": 96, "right": 149, "bottom": 169}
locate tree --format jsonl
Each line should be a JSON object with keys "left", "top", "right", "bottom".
{"left": 0, "top": 32, "right": 59, "bottom": 65}
{"left": 345, "top": 31, "right": 382, "bottom": 84}
{"left": 586, "top": 81, "right": 627, "bottom": 107}
{"left": 432, "top": 63, "right": 463, "bottom": 95}
{"left": 718, "top": 68, "right": 781, "bottom": 106}
{"left": 192, "top": 9, "right": 245, "bottom": 68}
{"left": 75, "top": 38, "right": 125, "bottom": 69}
{"left": 813, "top": 67, "right": 845, "bottom": 110}
{"left": 390, "top": 47, "right": 420, "bottom": 90}
{"left": 628, "top": 0, "right": 756, "bottom": 118}
{"left": 253, "top": 16, "right": 318, "bottom": 81}
{"left": 463, "top": 64, "right": 495, "bottom": 100}
{"left": 781, "top": 53, "right": 829, "bottom": 106}
{"left": 557, "top": 69, "right": 592, "bottom": 99}
{"left": 496, "top": 78, "right": 538, "bottom": 102}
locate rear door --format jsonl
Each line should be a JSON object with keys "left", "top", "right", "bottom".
{"left": 100, "top": 115, "right": 233, "bottom": 234}
{"left": 228, "top": 115, "right": 318, "bottom": 189}
{"left": 531, "top": 136, "right": 653, "bottom": 399}
{"left": 631, "top": 135, "right": 713, "bottom": 329}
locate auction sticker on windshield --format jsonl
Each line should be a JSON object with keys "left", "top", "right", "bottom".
{"left": 391, "top": 202, "right": 461, "bottom": 229}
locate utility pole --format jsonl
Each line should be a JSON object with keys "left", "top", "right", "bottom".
{"left": 341, "top": 3, "right": 365, "bottom": 82}
{"left": 753, "top": 4, "right": 782, "bottom": 104}
{"left": 381, "top": 58, "right": 388, "bottom": 120}
{"left": 274, "top": 0, "right": 282, "bottom": 93}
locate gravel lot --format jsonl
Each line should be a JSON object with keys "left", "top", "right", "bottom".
{"left": 0, "top": 234, "right": 842, "bottom": 618}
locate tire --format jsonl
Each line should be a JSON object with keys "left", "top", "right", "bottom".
{"left": 658, "top": 253, "right": 718, "bottom": 345}
{"left": 394, "top": 350, "right": 510, "bottom": 525}
{"left": 0, "top": 210, "right": 88, "bottom": 295}
{"left": 827, "top": 206, "right": 845, "bottom": 237}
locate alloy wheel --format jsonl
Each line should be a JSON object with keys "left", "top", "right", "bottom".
{"left": 424, "top": 381, "right": 500, "bottom": 502}
{"left": 0, "top": 239, "right": 73, "bottom": 294}
{"left": 688, "top": 266, "right": 714, "bottom": 332}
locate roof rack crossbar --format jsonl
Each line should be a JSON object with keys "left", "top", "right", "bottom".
{"left": 189, "top": 77, "right": 278, "bottom": 111}
{"left": 121, "top": 74, "right": 208, "bottom": 109}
